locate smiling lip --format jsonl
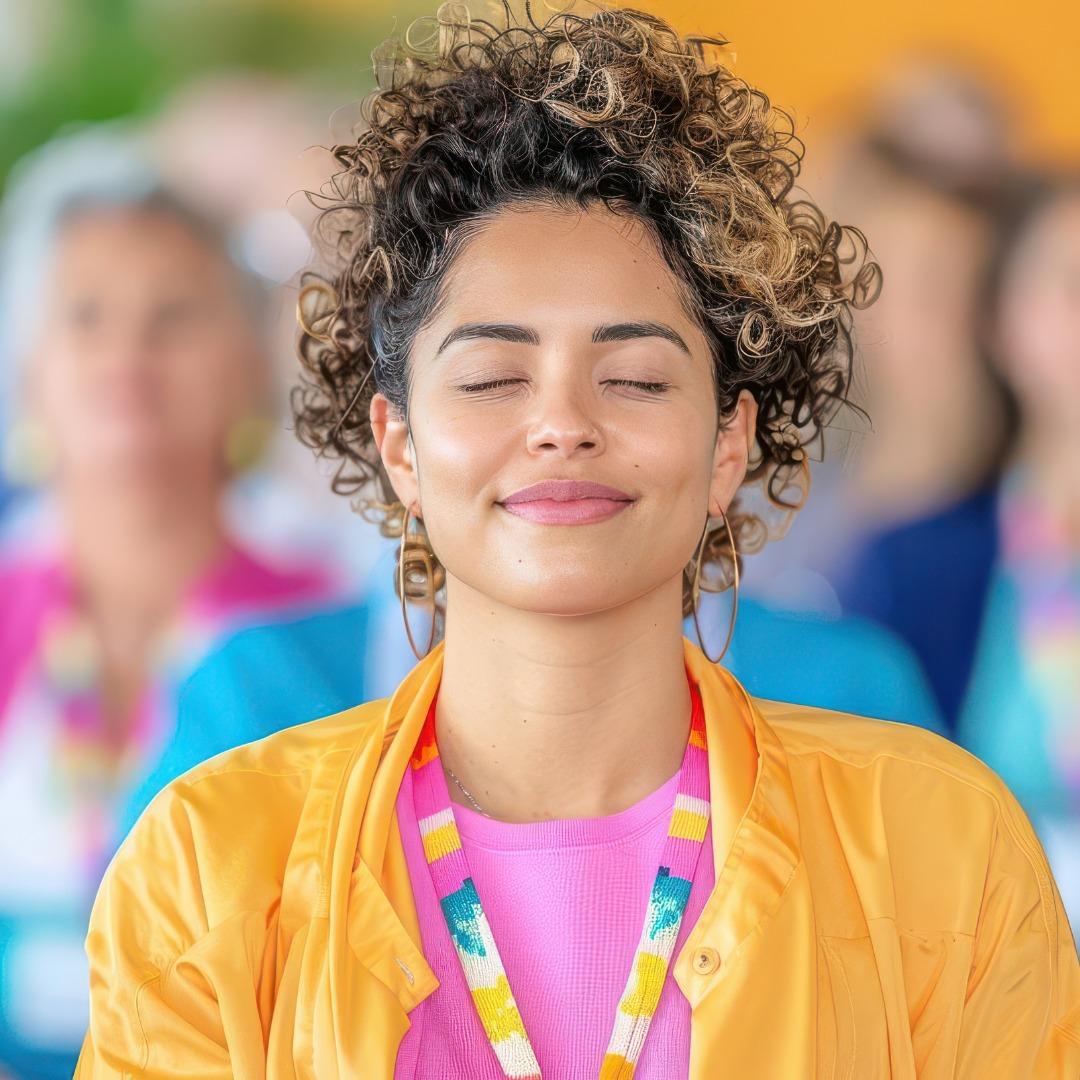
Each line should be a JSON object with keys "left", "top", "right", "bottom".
{"left": 500, "top": 480, "right": 634, "bottom": 525}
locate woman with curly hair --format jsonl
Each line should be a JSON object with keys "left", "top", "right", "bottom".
{"left": 77, "top": 4, "right": 1079, "bottom": 1077}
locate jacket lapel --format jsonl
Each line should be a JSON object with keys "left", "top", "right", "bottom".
{"left": 674, "top": 642, "right": 814, "bottom": 1076}
{"left": 322, "top": 647, "right": 447, "bottom": 1077}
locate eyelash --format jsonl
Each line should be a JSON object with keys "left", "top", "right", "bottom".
{"left": 455, "top": 379, "right": 516, "bottom": 393}
{"left": 456, "top": 378, "right": 672, "bottom": 394}
{"left": 606, "top": 379, "right": 672, "bottom": 395}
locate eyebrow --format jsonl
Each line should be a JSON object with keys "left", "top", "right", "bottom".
{"left": 592, "top": 321, "right": 691, "bottom": 355}
{"left": 434, "top": 320, "right": 691, "bottom": 356}
{"left": 435, "top": 323, "right": 539, "bottom": 355}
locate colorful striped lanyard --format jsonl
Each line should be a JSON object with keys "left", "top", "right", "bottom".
{"left": 410, "top": 683, "right": 711, "bottom": 1080}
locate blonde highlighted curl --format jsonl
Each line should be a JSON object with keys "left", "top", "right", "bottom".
{"left": 292, "top": 1, "right": 880, "bottom": 617}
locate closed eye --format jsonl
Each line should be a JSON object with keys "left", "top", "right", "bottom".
{"left": 603, "top": 379, "right": 671, "bottom": 393}
{"left": 456, "top": 378, "right": 523, "bottom": 393}
{"left": 455, "top": 378, "right": 672, "bottom": 394}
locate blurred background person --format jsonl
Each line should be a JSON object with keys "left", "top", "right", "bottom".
{"left": 698, "top": 59, "right": 1023, "bottom": 737}
{"left": 833, "top": 61, "right": 1019, "bottom": 525}
{"left": 755, "top": 60, "right": 1025, "bottom": 736}
{"left": 958, "top": 176, "right": 1080, "bottom": 930}
{"left": 143, "top": 71, "right": 401, "bottom": 584}
{"left": 0, "top": 125, "right": 339, "bottom": 1079}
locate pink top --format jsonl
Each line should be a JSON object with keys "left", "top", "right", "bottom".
{"left": 394, "top": 761, "right": 716, "bottom": 1080}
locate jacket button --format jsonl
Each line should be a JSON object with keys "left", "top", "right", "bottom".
{"left": 693, "top": 947, "right": 720, "bottom": 976}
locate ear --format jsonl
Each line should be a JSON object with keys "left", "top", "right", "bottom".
{"left": 370, "top": 392, "right": 421, "bottom": 515}
{"left": 708, "top": 390, "right": 758, "bottom": 515}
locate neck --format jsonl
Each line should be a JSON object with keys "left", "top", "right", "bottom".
{"left": 435, "top": 575, "right": 692, "bottom": 823}
{"left": 60, "top": 475, "right": 226, "bottom": 641}
{"left": 853, "top": 364, "right": 1008, "bottom": 527}
{"left": 49, "top": 474, "right": 226, "bottom": 737}
{"left": 1014, "top": 424, "right": 1080, "bottom": 543}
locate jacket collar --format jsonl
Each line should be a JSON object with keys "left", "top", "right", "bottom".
{"left": 336, "top": 638, "right": 802, "bottom": 1014}
{"left": 673, "top": 642, "right": 802, "bottom": 1005}
{"left": 332, "top": 646, "right": 445, "bottom": 1017}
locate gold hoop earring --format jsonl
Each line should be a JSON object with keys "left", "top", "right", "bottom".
{"left": 690, "top": 506, "right": 740, "bottom": 665}
{"left": 397, "top": 503, "right": 438, "bottom": 662}
{"left": 1, "top": 417, "right": 57, "bottom": 486}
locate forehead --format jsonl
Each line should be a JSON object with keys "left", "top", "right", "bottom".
{"left": 49, "top": 207, "right": 228, "bottom": 290}
{"left": 432, "top": 203, "right": 700, "bottom": 331}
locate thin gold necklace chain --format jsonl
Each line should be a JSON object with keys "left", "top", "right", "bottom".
{"left": 442, "top": 764, "right": 491, "bottom": 818}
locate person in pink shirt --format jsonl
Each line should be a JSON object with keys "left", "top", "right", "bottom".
{"left": 0, "top": 126, "right": 332, "bottom": 1079}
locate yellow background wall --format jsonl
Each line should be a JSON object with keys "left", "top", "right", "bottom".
{"left": 635, "top": 0, "right": 1079, "bottom": 162}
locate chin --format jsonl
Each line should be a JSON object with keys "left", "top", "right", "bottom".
{"left": 445, "top": 548, "right": 681, "bottom": 617}
{"left": 494, "top": 572, "right": 661, "bottom": 619}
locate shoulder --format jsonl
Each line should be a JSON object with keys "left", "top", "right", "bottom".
{"left": 199, "top": 540, "right": 336, "bottom": 614}
{"left": 0, "top": 555, "right": 63, "bottom": 718}
{"left": 112, "top": 698, "right": 392, "bottom": 926}
{"left": 759, "top": 698, "right": 1059, "bottom": 928}
{"left": 763, "top": 697, "right": 970, "bottom": 765}
{"left": 83, "top": 697, "right": 401, "bottom": 1058}
{"left": 171, "top": 695, "right": 391, "bottom": 800}
{"left": 175, "top": 603, "right": 373, "bottom": 761}
{"left": 96, "top": 695, "right": 392, "bottom": 941}
{"left": 0, "top": 553, "right": 59, "bottom": 621}
{"left": 761, "top": 697, "right": 1018, "bottom": 816}
{"left": 98, "top": 645, "right": 445, "bottom": 995}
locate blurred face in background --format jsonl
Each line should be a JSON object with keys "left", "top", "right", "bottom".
{"left": 995, "top": 193, "right": 1080, "bottom": 425}
{"left": 853, "top": 177, "right": 990, "bottom": 431}
{"left": 834, "top": 164, "right": 1011, "bottom": 520}
{"left": 27, "top": 206, "right": 264, "bottom": 492}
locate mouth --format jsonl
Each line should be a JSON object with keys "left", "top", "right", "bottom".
{"left": 499, "top": 479, "right": 635, "bottom": 526}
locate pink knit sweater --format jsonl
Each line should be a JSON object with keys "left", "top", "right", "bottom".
{"left": 393, "top": 762, "right": 715, "bottom": 1079}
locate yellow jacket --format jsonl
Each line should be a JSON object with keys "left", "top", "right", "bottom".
{"left": 77, "top": 640, "right": 1080, "bottom": 1078}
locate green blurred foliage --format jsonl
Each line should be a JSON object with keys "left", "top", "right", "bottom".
{"left": 0, "top": 0, "right": 423, "bottom": 189}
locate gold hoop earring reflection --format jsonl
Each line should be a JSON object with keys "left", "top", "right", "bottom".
{"left": 690, "top": 507, "right": 739, "bottom": 665}
{"left": 397, "top": 503, "right": 438, "bottom": 661}
{"left": 296, "top": 280, "right": 338, "bottom": 344}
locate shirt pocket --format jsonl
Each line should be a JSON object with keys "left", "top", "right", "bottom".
{"left": 817, "top": 935, "right": 893, "bottom": 1080}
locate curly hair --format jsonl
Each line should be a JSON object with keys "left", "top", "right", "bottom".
{"left": 292, "top": 0, "right": 879, "bottom": 618}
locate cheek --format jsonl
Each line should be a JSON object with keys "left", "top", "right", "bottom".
{"left": 165, "top": 336, "right": 254, "bottom": 420}
{"left": 636, "top": 386, "right": 719, "bottom": 478}
{"left": 33, "top": 347, "right": 88, "bottom": 430}
{"left": 637, "top": 423, "right": 715, "bottom": 551}
{"left": 998, "top": 290, "right": 1069, "bottom": 391}
{"left": 408, "top": 407, "right": 511, "bottom": 548}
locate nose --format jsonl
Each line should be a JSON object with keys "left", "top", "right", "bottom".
{"left": 97, "top": 313, "right": 158, "bottom": 372}
{"left": 524, "top": 377, "right": 604, "bottom": 458}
